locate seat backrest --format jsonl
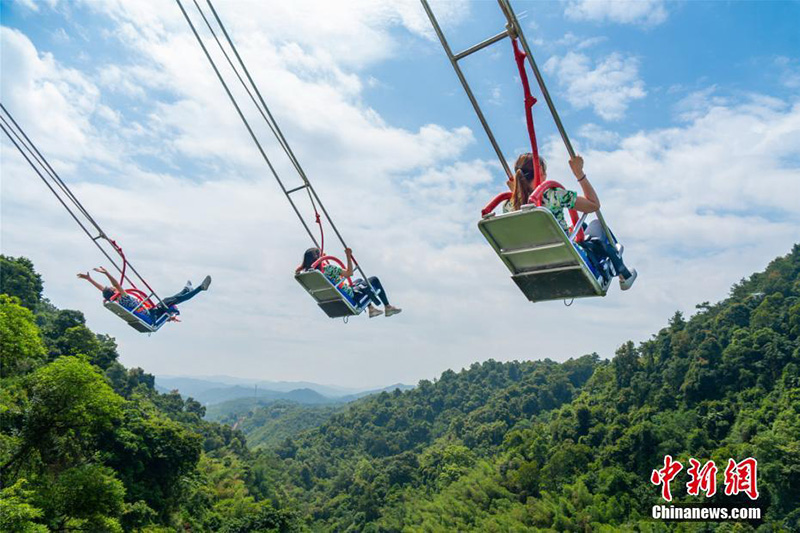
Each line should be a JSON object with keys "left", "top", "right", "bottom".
{"left": 478, "top": 207, "right": 610, "bottom": 302}
{"left": 295, "top": 270, "right": 363, "bottom": 318}
{"left": 479, "top": 207, "right": 578, "bottom": 274}
{"left": 103, "top": 300, "right": 167, "bottom": 333}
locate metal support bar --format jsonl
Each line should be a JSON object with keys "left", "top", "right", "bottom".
{"left": 500, "top": 242, "right": 564, "bottom": 256}
{"left": 175, "top": 0, "right": 320, "bottom": 249}
{"left": 420, "top": 0, "right": 512, "bottom": 178}
{"left": 185, "top": 0, "right": 378, "bottom": 294}
{"left": 570, "top": 213, "right": 588, "bottom": 241}
{"left": 516, "top": 264, "right": 581, "bottom": 275}
{"left": 497, "top": 0, "right": 572, "bottom": 158}
{"left": 497, "top": 0, "right": 618, "bottom": 247}
{"left": 286, "top": 184, "right": 309, "bottom": 194}
{"left": 453, "top": 29, "right": 509, "bottom": 61}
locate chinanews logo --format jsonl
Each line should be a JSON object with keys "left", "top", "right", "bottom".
{"left": 649, "top": 456, "right": 761, "bottom": 522}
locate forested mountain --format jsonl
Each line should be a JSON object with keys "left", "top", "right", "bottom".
{"left": 244, "top": 245, "right": 800, "bottom": 531}
{"left": 208, "top": 401, "right": 344, "bottom": 449}
{"left": 1, "top": 245, "right": 798, "bottom": 531}
{"left": 0, "top": 256, "right": 295, "bottom": 532}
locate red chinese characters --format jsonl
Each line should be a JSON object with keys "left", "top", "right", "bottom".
{"left": 724, "top": 458, "right": 759, "bottom": 500}
{"left": 652, "top": 456, "right": 760, "bottom": 502}
{"left": 651, "top": 455, "right": 683, "bottom": 502}
{"left": 686, "top": 458, "right": 718, "bottom": 497}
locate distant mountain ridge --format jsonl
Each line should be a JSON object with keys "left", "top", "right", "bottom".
{"left": 157, "top": 375, "right": 360, "bottom": 397}
{"left": 155, "top": 375, "right": 413, "bottom": 407}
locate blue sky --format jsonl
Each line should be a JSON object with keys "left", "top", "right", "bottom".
{"left": 2, "top": 0, "right": 798, "bottom": 388}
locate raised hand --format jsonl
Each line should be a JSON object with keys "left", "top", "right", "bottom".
{"left": 568, "top": 155, "right": 585, "bottom": 180}
{"left": 93, "top": 266, "right": 108, "bottom": 274}
{"left": 77, "top": 272, "right": 90, "bottom": 280}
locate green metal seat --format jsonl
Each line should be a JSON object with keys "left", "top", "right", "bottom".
{"left": 295, "top": 270, "right": 364, "bottom": 318}
{"left": 478, "top": 206, "right": 610, "bottom": 302}
{"left": 103, "top": 300, "right": 169, "bottom": 333}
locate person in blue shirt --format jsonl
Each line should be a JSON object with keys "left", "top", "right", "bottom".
{"left": 78, "top": 266, "right": 211, "bottom": 323}
{"left": 296, "top": 247, "right": 401, "bottom": 318}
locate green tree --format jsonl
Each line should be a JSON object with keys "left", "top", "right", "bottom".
{"left": 0, "top": 256, "right": 43, "bottom": 310}
{"left": 0, "top": 295, "right": 46, "bottom": 378}
{"left": 32, "top": 464, "right": 125, "bottom": 532}
{"left": 0, "top": 480, "right": 48, "bottom": 533}
{"left": 6, "top": 356, "right": 124, "bottom": 471}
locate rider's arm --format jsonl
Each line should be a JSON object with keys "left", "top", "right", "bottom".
{"left": 94, "top": 267, "right": 126, "bottom": 295}
{"left": 77, "top": 272, "right": 105, "bottom": 292}
{"left": 343, "top": 248, "right": 354, "bottom": 278}
{"left": 569, "top": 155, "right": 600, "bottom": 213}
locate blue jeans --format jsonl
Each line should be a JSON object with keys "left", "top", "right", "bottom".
{"left": 353, "top": 276, "right": 390, "bottom": 307}
{"left": 151, "top": 285, "right": 205, "bottom": 321}
{"left": 163, "top": 285, "right": 204, "bottom": 306}
{"left": 580, "top": 221, "right": 632, "bottom": 279}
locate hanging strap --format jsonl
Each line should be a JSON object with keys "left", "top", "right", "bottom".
{"left": 107, "top": 239, "right": 130, "bottom": 290}
{"left": 306, "top": 189, "right": 325, "bottom": 255}
{"left": 511, "top": 38, "right": 543, "bottom": 189}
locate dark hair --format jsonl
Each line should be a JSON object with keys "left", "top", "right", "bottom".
{"left": 301, "top": 247, "right": 321, "bottom": 270}
{"left": 511, "top": 154, "right": 535, "bottom": 211}
{"left": 102, "top": 287, "right": 116, "bottom": 300}
{"left": 511, "top": 153, "right": 548, "bottom": 210}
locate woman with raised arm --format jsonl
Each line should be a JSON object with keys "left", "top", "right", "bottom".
{"left": 78, "top": 266, "right": 212, "bottom": 322}
{"left": 504, "top": 153, "right": 637, "bottom": 290}
{"left": 296, "top": 247, "right": 401, "bottom": 318}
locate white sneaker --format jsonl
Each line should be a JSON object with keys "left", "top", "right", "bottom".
{"left": 616, "top": 243, "right": 624, "bottom": 255}
{"left": 620, "top": 269, "right": 637, "bottom": 291}
{"left": 385, "top": 307, "right": 402, "bottom": 317}
{"left": 368, "top": 307, "right": 383, "bottom": 318}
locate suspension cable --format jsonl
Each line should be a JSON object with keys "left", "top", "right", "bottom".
{"left": 174, "top": 0, "right": 319, "bottom": 247}
{"left": 175, "top": 0, "right": 374, "bottom": 287}
{"left": 0, "top": 104, "right": 165, "bottom": 306}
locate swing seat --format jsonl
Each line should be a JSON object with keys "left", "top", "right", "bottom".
{"left": 478, "top": 206, "right": 611, "bottom": 302}
{"left": 295, "top": 270, "right": 370, "bottom": 318}
{"left": 103, "top": 300, "right": 170, "bottom": 333}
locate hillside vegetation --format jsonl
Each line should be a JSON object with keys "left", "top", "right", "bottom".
{"left": 1, "top": 245, "right": 798, "bottom": 532}
{"left": 0, "top": 256, "right": 294, "bottom": 532}
{"left": 247, "top": 246, "right": 800, "bottom": 531}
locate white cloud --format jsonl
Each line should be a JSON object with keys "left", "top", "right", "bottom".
{"left": 2, "top": 3, "right": 799, "bottom": 390}
{"left": 564, "top": 0, "right": 669, "bottom": 27}
{"left": 544, "top": 51, "right": 646, "bottom": 120}
{"left": 13, "top": 0, "right": 40, "bottom": 12}
{"left": 775, "top": 56, "right": 800, "bottom": 89}
{"left": 487, "top": 85, "right": 503, "bottom": 106}
{"left": 578, "top": 123, "right": 620, "bottom": 147}
{"left": 555, "top": 32, "right": 607, "bottom": 50}
{"left": 673, "top": 86, "right": 730, "bottom": 121}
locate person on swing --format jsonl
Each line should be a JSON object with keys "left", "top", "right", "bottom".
{"left": 296, "top": 247, "right": 402, "bottom": 317}
{"left": 504, "top": 152, "right": 637, "bottom": 290}
{"left": 77, "top": 266, "right": 212, "bottom": 323}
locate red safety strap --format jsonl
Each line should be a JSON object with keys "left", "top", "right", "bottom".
{"left": 311, "top": 255, "right": 354, "bottom": 287}
{"left": 481, "top": 191, "right": 512, "bottom": 216}
{"left": 107, "top": 238, "right": 159, "bottom": 307}
{"left": 512, "top": 38, "right": 543, "bottom": 189}
{"left": 108, "top": 239, "right": 129, "bottom": 289}
{"left": 315, "top": 211, "right": 324, "bottom": 256}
